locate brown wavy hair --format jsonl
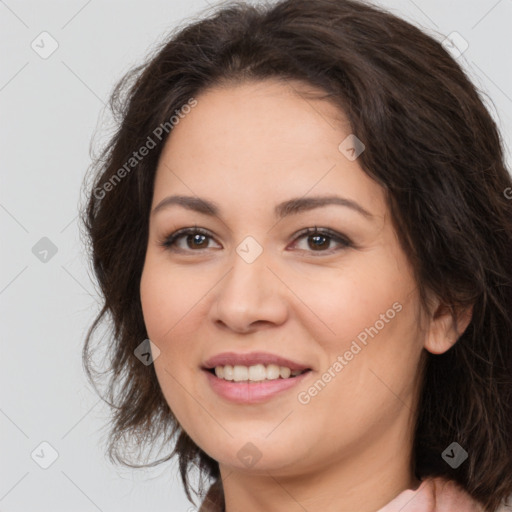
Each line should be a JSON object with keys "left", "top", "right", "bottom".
{"left": 80, "top": 0, "right": 512, "bottom": 510}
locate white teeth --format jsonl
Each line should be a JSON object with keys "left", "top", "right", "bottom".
{"left": 212, "top": 364, "right": 307, "bottom": 381}
{"left": 266, "top": 364, "right": 280, "bottom": 380}
{"left": 233, "top": 365, "right": 249, "bottom": 381}
{"left": 280, "top": 367, "right": 291, "bottom": 379}
{"left": 248, "top": 364, "right": 266, "bottom": 381}
{"left": 223, "top": 365, "right": 234, "bottom": 381}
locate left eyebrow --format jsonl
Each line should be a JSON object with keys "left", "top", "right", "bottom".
{"left": 274, "top": 195, "right": 374, "bottom": 219}
{"left": 151, "top": 194, "right": 374, "bottom": 219}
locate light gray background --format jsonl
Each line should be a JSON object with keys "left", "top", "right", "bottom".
{"left": 1, "top": 0, "right": 511, "bottom": 511}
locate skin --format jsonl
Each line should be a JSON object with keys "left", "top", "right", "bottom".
{"left": 139, "top": 79, "right": 471, "bottom": 512}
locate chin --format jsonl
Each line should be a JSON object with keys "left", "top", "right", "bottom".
{"left": 202, "top": 437, "right": 305, "bottom": 474}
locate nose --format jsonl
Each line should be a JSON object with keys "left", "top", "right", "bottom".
{"left": 210, "top": 247, "right": 289, "bottom": 333}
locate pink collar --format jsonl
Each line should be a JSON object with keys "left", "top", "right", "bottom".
{"left": 200, "top": 477, "right": 493, "bottom": 512}
{"left": 376, "top": 477, "right": 484, "bottom": 512}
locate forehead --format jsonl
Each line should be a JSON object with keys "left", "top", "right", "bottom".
{"left": 158, "top": 79, "right": 348, "bottom": 168}
{"left": 152, "top": 79, "right": 385, "bottom": 216}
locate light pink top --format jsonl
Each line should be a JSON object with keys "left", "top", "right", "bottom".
{"left": 199, "top": 477, "right": 512, "bottom": 511}
{"left": 377, "top": 477, "right": 510, "bottom": 512}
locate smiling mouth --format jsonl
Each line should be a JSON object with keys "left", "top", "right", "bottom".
{"left": 205, "top": 364, "right": 312, "bottom": 382}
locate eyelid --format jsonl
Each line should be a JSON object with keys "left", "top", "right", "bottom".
{"left": 158, "top": 226, "right": 219, "bottom": 251}
{"left": 158, "top": 226, "right": 353, "bottom": 254}
{"left": 289, "top": 226, "right": 352, "bottom": 254}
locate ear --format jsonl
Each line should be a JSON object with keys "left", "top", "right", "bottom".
{"left": 423, "top": 298, "right": 473, "bottom": 355}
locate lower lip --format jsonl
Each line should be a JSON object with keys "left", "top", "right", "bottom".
{"left": 203, "top": 369, "right": 312, "bottom": 404}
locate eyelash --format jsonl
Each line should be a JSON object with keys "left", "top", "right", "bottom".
{"left": 158, "top": 225, "right": 353, "bottom": 256}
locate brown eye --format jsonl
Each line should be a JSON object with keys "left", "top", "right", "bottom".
{"left": 307, "top": 233, "right": 331, "bottom": 250}
{"left": 292, "top": 227, "right": 352, "bottom": 255}
{"left": 185, "top": 233, "right": 209, "bottom": 249}
{"left": 159, "top": 226, "right": 352, "bottom": 256}
{"left": 160, "top": 228, "right": 220, "bottom": 252}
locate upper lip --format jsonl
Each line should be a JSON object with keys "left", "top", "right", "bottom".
{"left": 202, "top": 352, "right": 312, "bottom": 372}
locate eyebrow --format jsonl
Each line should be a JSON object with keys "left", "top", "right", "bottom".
{"left": 151, "top": 194, "right": 374, "bottom": 219}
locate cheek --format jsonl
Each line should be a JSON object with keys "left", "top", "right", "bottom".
{"left": 289, "top": 262, "right": 407, "bottom": 346}
{"left": 291, "top": 258, "right": 422, "bottom": 403}
{"left": 140, "top": 255, "right": 201, "bottom": 342}
{"left": 139, "top": 258, "right": 205, "bottom": 430}
{"left": 139, "top": 254, "right": 217, "bottom": 370}
{"left": 140, "top": 265, "right": 203, "bottom": 410}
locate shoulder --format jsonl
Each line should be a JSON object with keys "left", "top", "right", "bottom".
{"left": 430, "top": 478, "right": 484, "bottom": 511}
{"left": 434, "top": 480, "right": 512, "bottom": 512}
{"left": 377, "top": 477, "right": 484, "bottom": 512}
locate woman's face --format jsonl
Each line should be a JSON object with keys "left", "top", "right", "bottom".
{"left": 140, "top": 79, "right": 429, "bottom": 477}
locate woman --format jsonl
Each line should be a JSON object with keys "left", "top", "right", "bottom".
{"left": 81, "top": 0, "right": 512, "bottom": 511}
